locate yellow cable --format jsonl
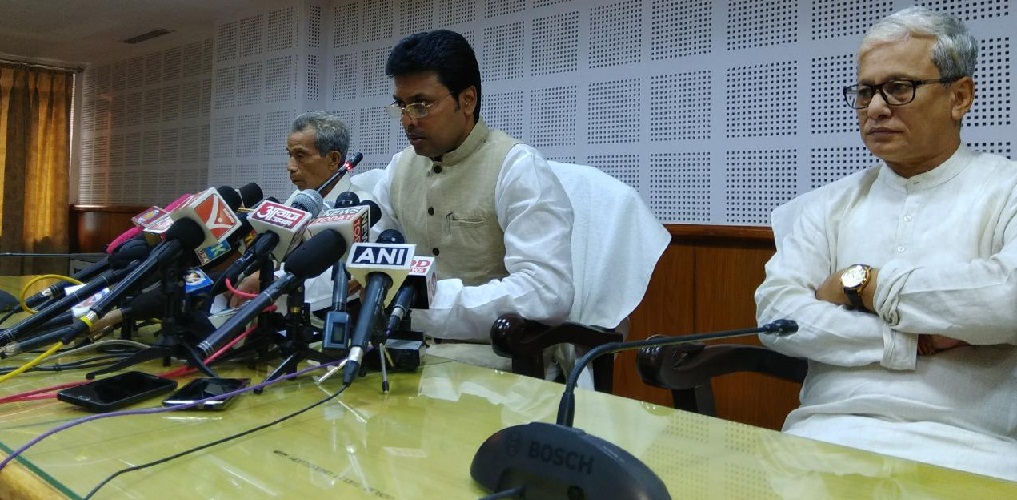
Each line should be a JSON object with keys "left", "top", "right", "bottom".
{"left": 19, "top": 275, "right": 84, "bottom": 314}
{"left": 0, "top": 341, "right": 64, "bottom": 385}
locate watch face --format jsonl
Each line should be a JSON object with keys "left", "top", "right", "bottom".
{"left": 842, "top": 265, "right": 867, "bottom": 288}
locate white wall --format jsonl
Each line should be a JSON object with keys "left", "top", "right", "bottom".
{"left": 78, "top": 0, "right": 1015, "bottom": 224}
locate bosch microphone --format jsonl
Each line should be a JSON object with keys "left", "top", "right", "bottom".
{"left": 470, "top": 319, "right": 798, "bottom": 500}
{"left": 194, "top": 229, "right": 347, "bottom": 359}
{"left": 342, "top": 229, "right": 414, "bottom": 385}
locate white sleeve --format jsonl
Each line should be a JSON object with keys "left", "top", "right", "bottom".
{"left": 415, "top": 145, "right": 575, "bottom": 340}
{"left": 756, "top": 193, "right": 915, "bottom": 370}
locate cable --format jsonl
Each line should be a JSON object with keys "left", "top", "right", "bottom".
{"left": 479, "top": 486, "right": 526, "bottom": 499}
{"left": 225, "top": 277, "right": 257, "bottom": 300}
{"left": 0, "top": 341, "right": 64, "bottom": 384}
{"left": 0, "top": 358, "right": 347, "bottom": 472}
{"left": 83, "top": 381, "right": 351, "bottom": 499}
{"left": 19, "top": 275, "right": 83, "bottom": 313}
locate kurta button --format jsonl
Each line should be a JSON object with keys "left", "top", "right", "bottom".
{"left": 433, "top": 165, "right": 443, "bottom": 173}
{"left": 428, "top": 207, "right": 434, "bottom": 216}
{"left": 433, "top": 248, "right": 440, "bottom": 255}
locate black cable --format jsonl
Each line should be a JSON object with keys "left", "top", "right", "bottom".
{"left": 82, "top": 383, "right": 351, "bottom": 499}
{"left": 0, "top": 354, "right": 130, "bottom": 374}
{"left": 0, "top": 309, "right": 19, "bottom": 326}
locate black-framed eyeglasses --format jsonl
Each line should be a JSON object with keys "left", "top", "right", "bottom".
{"left": 842, "top": 77, "right": 961, "bottom": 109}
{"left": 386, "top": 93, "right": 453, "bottom": 120}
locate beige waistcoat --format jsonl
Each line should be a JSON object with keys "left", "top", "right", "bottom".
{"left": 389, "top": 120, "right": 518, "bottom": 286}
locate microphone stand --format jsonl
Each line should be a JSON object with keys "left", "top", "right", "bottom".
{"left": 257, "top": 279, "right": 332, "bottom": 391}
{"left": 557, "top": 319, "right": 798, "bottom": 427}
{"left": 87, "top": 257, "right": 216, "bottom": 378}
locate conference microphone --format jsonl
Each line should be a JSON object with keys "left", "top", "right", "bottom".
{"left": 207, "top": 190, "right": 325, "bottom": 298}
{"left": 194, "top": 229, "right": 347, "bottom": 359}
{"left": 342, "top": 229, "right": 414, "bottom": 385}
{"left": 59, "top": 219, "right": 206, "bottom": 345}
{"left": 383, "top": 255, "right": 436, "bottom": 335}
{"left": 317, "top": 152, "right": 364, "bottom": 197}
{"left": 470, "top": 319, "right": 798, "bottom": 500}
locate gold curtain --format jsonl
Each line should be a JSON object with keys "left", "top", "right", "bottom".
{"left": 0, "top": 63, "right": 74, "bottom": 276}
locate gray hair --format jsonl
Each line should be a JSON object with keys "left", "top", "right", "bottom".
{"left": 291, "top": 111, "right": 351, "bottom": 162}
{"left": 860, "top": 6, "right": 978, "bottom": 80}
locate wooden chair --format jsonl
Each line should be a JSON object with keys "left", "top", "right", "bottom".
{"left": 636, "top": 341, "right": 807, "bottom": 415}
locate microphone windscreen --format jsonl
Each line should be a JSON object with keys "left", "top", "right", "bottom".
{"left": 290, "top": 189, "right": 325, "bottom": 217}
{"left": 378, "top": 228, "right": 405, "bottom": 244}
{"left": 238, "top": 183, "right": 263, "bottom": 208}
{"left": 358, "top": 200, "right": 382, "bottom": 227}
{"left": 108, "top": 238, "right": 152, "bottom": 268}
{"left": 284, "top": 230, "right": 346, "bottom": 279}
{"left": 216, "top": 186, "right": 243, "bottom": 212}
{"left": 166, "top": 218, "right": 207, "bottom": 251}
{"left": 335, "top": 191, "right": 360, "bottom": 207}
{"left": 105, "top": 226, "right": 143, "bottom": 254}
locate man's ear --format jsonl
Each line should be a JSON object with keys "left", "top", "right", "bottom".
{"left": 327, "top": 150, "right": 343, "bottom": 170}
{"left": 950, "top": 76, "right": 975, "bottom": 121}
{"left": 458, "top": 86, "right": 478, "bottom": 117}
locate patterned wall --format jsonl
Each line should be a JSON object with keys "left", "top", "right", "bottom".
{"left": 78, "top": 0, "right": 1014, "bottom": 224}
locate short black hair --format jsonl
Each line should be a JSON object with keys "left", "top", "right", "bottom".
{"left": 386, "top": 30, "right": 481, "bottom": 123}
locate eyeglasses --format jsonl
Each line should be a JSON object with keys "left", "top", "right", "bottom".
{"left": 386, "top": 93, "right": 453, "bottom": 120}
{"left": 842, "top": 77, "right": 961, "bottom": 109}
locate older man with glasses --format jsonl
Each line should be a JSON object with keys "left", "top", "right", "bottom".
{"left": 368, "top": 29, "right": 574, "bottom": 345}
{"left": 755, "top": 6, "right": 1017, "bottom": 480}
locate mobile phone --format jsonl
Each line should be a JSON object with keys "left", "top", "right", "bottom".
{"left": 57, "top": 371, "right": 177, "bottom": 412}
{"left": 162, "top": 377, "right": 250, "bottom": 410}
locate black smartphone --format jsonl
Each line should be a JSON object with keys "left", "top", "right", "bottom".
{"left": 57, "top": 371, "right": 177, "bottom": 412}
{"left": 162, "top": 377, "right": 249, "bottom": 410}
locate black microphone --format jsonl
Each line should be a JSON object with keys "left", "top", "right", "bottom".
{"left": 470, "top": 319, "right": 798, "bottom": 500}
{"left": 20, "top": 236, "right": 151, "bottom": 311}
{"left": 59, "top": 219, "right": 206, "bottom": 344}
{"left": 0, "top": 240, "right": 154, "bottom": 345}
{"left": 238, "top": 182, "right": 264, "bottom": 209}
{"left": 383, "top": 256, "right": 435, "bottom": 335}
{"left": 317, "top": 152, "right": 364, "bottom": 196}
{"left": 342, "top": 229, "right": 412, "bottom": 385}
{"left": 194, "top": 229, "right": 347, "bottom": 359}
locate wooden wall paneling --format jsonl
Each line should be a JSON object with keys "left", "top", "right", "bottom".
{"left": 691, "top": 240, "right": 800, "bottom": 430}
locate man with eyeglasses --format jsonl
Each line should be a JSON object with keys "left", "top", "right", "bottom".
{"left": 368, "top": 30, "right": 574, "bottom": 347}
{"left": 755, "top": 6, "right": 1017, "bottom": 480}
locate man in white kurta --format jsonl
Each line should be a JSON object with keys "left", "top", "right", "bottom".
{"left": 755, "top": 6, "right": 1017, "bottom": 481}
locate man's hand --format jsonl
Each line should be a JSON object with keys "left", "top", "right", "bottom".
{"left": 228, "top": 272, "right": 262, "bottom": 308}
{"left": 917, "top": 334, "right": 969, "bottom": 355}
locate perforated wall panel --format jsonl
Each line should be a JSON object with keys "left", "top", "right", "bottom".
{"left": 76, "top": 0, "right": 1017, "bottom": 228}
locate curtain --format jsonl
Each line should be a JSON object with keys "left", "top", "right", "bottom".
{"left": 0, "top": 63, "right": 74, "bottom": 276}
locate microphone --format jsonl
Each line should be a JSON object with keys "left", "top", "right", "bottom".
{"left": 194, "top": 229, "right": 347, "bottom": 359}
{"left": 342, "top": 229, "right": 414, "bottom": 385}
{"left": 317, "top": 152, "right": 364, "bottom": 196}
{"left": 20, "top": 237, "right": 151, "bottom": 311}
{"left": 177, "top": 187, "right": 244, "bottom": 266}
{"left": 470, "top": 320, "right": 798, "bottom": 500}
{"left": 0, "top": 240, "right": 154, "bottom": 345}
{"left": 237, "top": 182, "right": 264, "bottom": 209}
{"left": 59, "top": 219, "right": 207, "bottom": 344}
{"left": 207, "top": 190, "right": 325, "bottom": 298}
{"left": 383, "top": 255, "right": 436, "bottom": 335}
{"left": 303, "top": 205, "right": 370, "bottom": 261}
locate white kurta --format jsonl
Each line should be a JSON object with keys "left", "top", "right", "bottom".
{"left": 373, "top": 144, "right": 574, "bottom": 341}
{"left": 756, "top": 146, "right": 1017, "bottom": 481}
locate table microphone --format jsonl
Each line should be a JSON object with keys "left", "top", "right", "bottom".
{"left": 470, "top": 319, "right": 798, "bottom": 500}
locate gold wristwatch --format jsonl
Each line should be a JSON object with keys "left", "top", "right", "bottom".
{"left": 841, "top": 264, "right": 872, "bottom": 312}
